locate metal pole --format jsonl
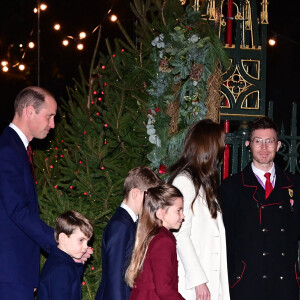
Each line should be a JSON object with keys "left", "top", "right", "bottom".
{"left": 226, "top": 0, "right": 233, "bottom": 47}
{"left": 37, "top": 0, "right": 40, "bottom": 86}
{"left": 222, "top": 1, "right": 233, "bottom": 180}
{"left": 223, "top": 120, "right": 230, "bottom": 179}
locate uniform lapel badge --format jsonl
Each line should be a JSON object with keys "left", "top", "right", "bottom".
{"left": 290, "top": 199, "right": 294, "bottom": 211}
{"left": 289, "top": 189, "right": 294, "bottom": 211}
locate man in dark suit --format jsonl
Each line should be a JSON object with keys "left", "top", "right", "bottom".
{"left": 95, "top": 166, "right": 162, "bottom": 300}
{"left": 0, "top": 86, "right": 58, "bottom": 299}
{"left": 220, "top": 117, "right": 300, "bottom": 300}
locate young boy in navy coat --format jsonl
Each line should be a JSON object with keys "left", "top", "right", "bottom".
{"left": 95, "top": 166, "right": 162, "bottom": 300}
{"left": 37, "top": 211, "right": 93, "bottom": 300}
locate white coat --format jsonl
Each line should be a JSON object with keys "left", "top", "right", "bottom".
{"left": 172, "top": 173, "right": 230, "bottom": 300}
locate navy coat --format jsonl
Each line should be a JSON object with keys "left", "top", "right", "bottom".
{"left": 0, "top": 127, "right": 55, "bottom": 288}
{"left": 95, "top": 206, "right": 137, "bottom": 300}
{"left": 220, "top": 163, "right": 300, "bottom": 300}
{"left": 37, "top": 246, "right": 84, "bottom": 300}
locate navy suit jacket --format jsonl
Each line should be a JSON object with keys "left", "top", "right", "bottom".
{"left": 0, "top": 127, "right": 56, "bottom": 287}
{"left": 95, "top": 206, "right": 137, "bottom": 300}
{"left": 37, "top": 246, "right": 84, "bottom": 300}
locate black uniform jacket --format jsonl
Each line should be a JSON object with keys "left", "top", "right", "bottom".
{"left": 220, "top": 163, "right": 300, "bottom": 300}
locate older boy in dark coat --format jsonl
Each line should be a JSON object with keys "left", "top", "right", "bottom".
{"left": 95, "top": 167, "right": 162, "bottom": 300}
{"left": 220, "top": 117, "right": 300, "bottom": 300}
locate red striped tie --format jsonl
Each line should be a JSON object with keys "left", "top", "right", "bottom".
{"left": 264, "top": 172, "right": 273, "bottom": 199}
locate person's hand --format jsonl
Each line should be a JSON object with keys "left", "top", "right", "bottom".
{"left": 81, "top": 247, "right": 93, "bottom": 263}
{"left": 195, "top": 283, "right": 210, "bottom": 300}
{"left": 73, "top": 247, "right": 93, "bottom": 264}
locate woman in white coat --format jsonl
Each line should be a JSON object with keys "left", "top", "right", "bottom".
{"left": 168, "top": 119, "right": 230, "bottom": 300}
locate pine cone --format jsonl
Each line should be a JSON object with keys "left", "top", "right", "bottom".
{"left": 189, "top": 63, "right": 203, "bottom": 81}
{"left": 159, "top": 59, "right": 172, "bottom": 73}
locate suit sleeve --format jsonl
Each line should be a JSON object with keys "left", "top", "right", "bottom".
{"left": 219, "top": 177, "right": 241, "bottom": 287}
{"left": 0, "top": 146, "right": 55, "bottom": 252}
{"left": 219, "top": 177, "right": 237, "bottom": 254}
{"left": 150, "top": 236, "right": 185, "bottom": 300}
{"left": 102, "top": 220, "right": 132, "bottom": 299}
{"left": 172, "top": 174, "right": 208, "bottom": 289}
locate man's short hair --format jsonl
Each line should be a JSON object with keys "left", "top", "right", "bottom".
{"left": 14, "top": 86, "right": 54, "bottom": 116}
{"left": 54, "top": 210, "right": 94, "bottom": 243}
{"left": 123, "top": 166, "right": 162, "bottom": 200}
{"left": 248, "top": 117, "right": 279, "bottom": 141}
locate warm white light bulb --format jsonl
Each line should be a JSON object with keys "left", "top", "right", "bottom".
{"left": 28, "top": 42, "right": 35, "bottom": 49}
{"left": 54, "top": 24, "right": 61, "bottom": 31}
{"left": 33, "top": 8, "right": 38, "bottom": 13}
{"left": 77, "top": 43, "right": 84, "bottom": 50}
{"left": 1, "top": 61, "right": 8, "bottom": 66}
{"left": 110, "top": 15, "right": 117, "bottom": 22}
{"left": 268, "top": 38, "right": 276, "bottom": 46}
{"left": 79, "top": 32, "right": 86, "bottom": 39}
{"left": 2, "top": 66, "right": 9, "bottom": 72}
{"left": 40, "top": 3, "right": 47, "bottom": 11}
{"left": 62, "top": 39, "right": 69, "bottom": 46}
{"left": 19, "top": 64, "right": 25, "bottom": 71}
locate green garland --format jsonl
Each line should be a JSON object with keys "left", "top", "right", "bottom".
{"left": 146, "top": 6, "right": 228, "bottom": 170}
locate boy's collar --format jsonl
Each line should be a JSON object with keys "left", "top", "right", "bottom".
{"left": 121, "top": 202, "right": 138, "bottom": 222}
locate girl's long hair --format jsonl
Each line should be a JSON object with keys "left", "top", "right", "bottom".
{"left": 168, "top": 119, "right": 225, "bottom": 219}
{"left": 125, "top": 184, "right": 183, "bottom": 287}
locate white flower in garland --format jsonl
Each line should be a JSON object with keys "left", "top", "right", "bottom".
{"left": 189, "top": 34, "right": 199, "bottom": 43}
{"left": 151, "top": 34, "right": 165, "bottom": 49}
{"left": 146, "top": 113, "right": 161, "bottom": 147}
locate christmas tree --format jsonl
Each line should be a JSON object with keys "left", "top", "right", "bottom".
{"left": 34, "top": 0, "right": 227, "bottom": 298}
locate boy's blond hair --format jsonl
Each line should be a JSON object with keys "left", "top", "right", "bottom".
{"left": 123, "top": 166, "right": 162, "bottom": 200}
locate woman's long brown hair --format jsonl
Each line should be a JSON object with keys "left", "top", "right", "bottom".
{"left": 168, "top": 119, "right": 225, "bottom": 219}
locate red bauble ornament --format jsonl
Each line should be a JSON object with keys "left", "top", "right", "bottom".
{"left": 158, "top": 164, "right": 167, "bottom": 174}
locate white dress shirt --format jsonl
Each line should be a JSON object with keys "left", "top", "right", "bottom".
{"left": 120, "top": 202, "right": 138, "bottom": 223}
{"left": 9, "top": 123, "right": 29, "bottom": 149}
{"left": 251, "top": 162, "right": 276, "bottom": 188}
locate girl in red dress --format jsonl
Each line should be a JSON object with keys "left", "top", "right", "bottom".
{"left": 125, "top": 184, "right": 185, "bottom": 300}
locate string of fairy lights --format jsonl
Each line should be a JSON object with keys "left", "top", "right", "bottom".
{"left": 2, "top": 2, "right": 298, "bottom": 76}
{"left": 0, "top": 2, "right": 118, "bottom": 74}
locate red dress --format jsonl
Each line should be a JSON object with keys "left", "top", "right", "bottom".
{"left": 130, "top": 226, "right": 185, "bottom": 300}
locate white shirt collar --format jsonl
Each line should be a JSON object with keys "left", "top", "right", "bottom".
{"left": 9, "top": 123, "right": 29, "bottom": 149}
{"left": 120, "top": 202, "right": 138, "bottom": 223}
{"left": 251, "top": 162, "right": 276, "bottom": 186}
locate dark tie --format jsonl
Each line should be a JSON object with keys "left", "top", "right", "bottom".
{"left": 27, "top": 144, "right": 35, "bottom": 178}
{"left": 264, "top": 172, "right": 273, "bottom": 199}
